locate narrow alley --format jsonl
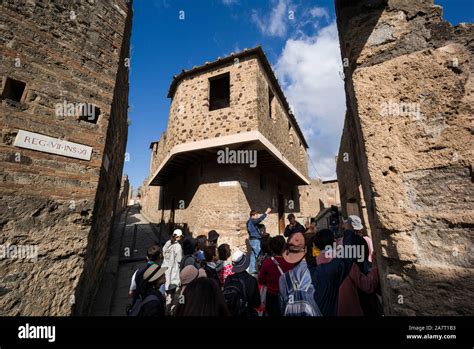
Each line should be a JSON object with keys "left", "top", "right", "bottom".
{"left": 91, "top": 205, "right": 169, "bottom": 316}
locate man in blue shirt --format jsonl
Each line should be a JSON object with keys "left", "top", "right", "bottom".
{"left": 247, "top": 207, "right": 271, "bottom": 275}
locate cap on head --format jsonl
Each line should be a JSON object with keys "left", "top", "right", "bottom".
{"left": 173, "top": 229, "right": 183, "bottom": 237}
{"left": 347, "top": 215, "right": 363, "bottom": 230}
{"left": 231, "top": 249, "right": 250, "bottom": 273}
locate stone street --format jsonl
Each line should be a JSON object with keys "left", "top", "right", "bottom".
{"left": 91, "top": 205, "right": 168, "bottom": 316}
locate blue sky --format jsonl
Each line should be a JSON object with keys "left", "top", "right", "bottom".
{"left": 124, "top": 0, "right": 473, "bottom": 191}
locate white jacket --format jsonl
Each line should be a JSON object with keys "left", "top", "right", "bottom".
{"left": 162, "top": 239, "right": 182, "bottom": 290}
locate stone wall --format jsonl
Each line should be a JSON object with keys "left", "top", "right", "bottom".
{"left": 299, "top": 179, "right": 340, "bottom": 223}
{"left": 116, "top": 175, "right": 130, "bottom": 214}
{"left": 0, "top": 1, "right": 132, "bottom": 315}
{"left": 141, "top": 158, "right": 301, "bottom": 250}
{"left": 335, "top": 0, "right": 473, "bottom": 315}
{"left": 255, "top": 59, "right": 309, "bottom": 177}
{"left": 143, "top": 48, "right": 314, "bottom": 249}
{"left": 154, "top": 53, "right": 308, "bottom": 175}
{"left": 140, "top": 184, "right": 161, "bottom": 223}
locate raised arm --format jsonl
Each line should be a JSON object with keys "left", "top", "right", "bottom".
{"left": 252, "top": 213, "right": 267, "bottom": 225}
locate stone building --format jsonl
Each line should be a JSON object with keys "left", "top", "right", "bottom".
{"left": 299, "top": 179, "right": 340, "bottom": 216}
{"left": 0, "top": 1, "right": 132, "bottom": 315}
{"left": 141, "top": 47, "right": 313, "bottom": 249}
{"left": 335, "top": 0, "right": 473, "bottom": 315}
{"left": 116, "top": 175, "right": 131, "bottom": 214}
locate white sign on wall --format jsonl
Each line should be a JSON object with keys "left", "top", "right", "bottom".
{"left": 14, "top": 130, "right": 93, "bottom": 161}
{"left": 219, "top": 181, "right": 238, "bottom": 187}
{"left": 218, "top": 181, "right": 248, "bottom": 188}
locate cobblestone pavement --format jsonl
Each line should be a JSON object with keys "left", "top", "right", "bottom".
{"left": 91, "top": 205, "right": 168, "bottom": 316}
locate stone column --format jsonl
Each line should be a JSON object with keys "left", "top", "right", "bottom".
{"left": 335, "top": 0, "right": 473, "bottom": 315}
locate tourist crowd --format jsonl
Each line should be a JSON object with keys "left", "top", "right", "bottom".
{"left": 127, "top": 209, "right": 381, "bottom": 317}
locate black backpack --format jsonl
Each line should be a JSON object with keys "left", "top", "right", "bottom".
{"left": 223, "top": 274, "right": 249, "bottom": 317}
{"left": 204, "top": 265, "right": 221, "bottom": 286}
{"left": 180, "top": 254, "right": 200, "bottom": 271}
{"left": 127, "top": 294, "right": 160, "bottom": 316}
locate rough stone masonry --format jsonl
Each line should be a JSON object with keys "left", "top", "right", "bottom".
{"left": 336, "top": 0, "right": 473, "bottom": 315}
{"left": 0, "top": 1, "right": 132, "bottom": 315}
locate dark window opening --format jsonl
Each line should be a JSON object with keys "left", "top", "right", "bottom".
{"left": 209, "top": 73, "right": 230, "bottom": 111}
{"left": 260, "top": 174, "right": 266, "bottom": 191}
{"left": 288, "top": 121, "right": 291, "bottom": 130}
{"left": 2, "top": 77, "right": 26, "bottom": 102}
{"left": 78, "top": 103, "right": 101, "bottom": 124}
{"left": 268, "top": 86, "right": 274, "bottom": 119}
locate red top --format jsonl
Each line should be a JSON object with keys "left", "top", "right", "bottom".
{"left": 218, "top": 261, "right": 234, "bottom": 286}
{"left": 258, "top": 256, "right": 294, "bottom": 295}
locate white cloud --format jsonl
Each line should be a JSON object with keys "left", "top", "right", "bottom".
{"left": 222, "top": 0, "right": 239, "bottom": 5}
{"left": 251, "top": 0, "right": 290, "bottom": 38}
{"left": 309, "top": 7, "right": 329, "bottom": 20}
{"left": 275, "top": 22, "right": 346, "bottom": 180}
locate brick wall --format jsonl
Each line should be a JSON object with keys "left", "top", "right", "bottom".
{"left": 142, "top": 159, "right": 300, "bottom": 251}
{"left": 0, "top": 0, "right": 131, "bottom": 315}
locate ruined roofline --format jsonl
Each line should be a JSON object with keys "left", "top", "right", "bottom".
{"left": 167, "top": 46, "right": 309, "bottom": 149}
{"left": 147, "top": 130, "right": 311, "bottom": 187}
{"left": 322, "top": 179, "right": 338, "bottom": 184}
{"left": 149, "top": 140, "right": 159, "bottom": 149}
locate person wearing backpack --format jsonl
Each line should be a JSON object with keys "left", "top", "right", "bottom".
{"left": 169, "top": 265, "right": 206, "bottom": 316}
{"left": 180, "top": 237, "right": 200, "bottom": 271}
{"left": 194, "top": 234, "right": 208, "bottom": 264}
{"left": 258, "top": 236, "right": 294, "bottom": 316}
{"left": 307, "top": 228, "right": 356, "bottom": 316}
{"left": 278, "top": 232, "right": 322, "bottom": 316}
{"left": 128, "top": 263, "right": 167, "bottom": 316}
{"left": 223, "top": 250, "right": 261, "bottom": 317}
{"left": 175, "top": 277, "right": 230, "bottom": 316}
{"left": 203, "top": 245, "right": 221, "bottom": 286}
{"left": 247, "top": 208, "right": 272, "bottom": 275}
{"left": 128, "top": 245, "right": 163, "bottom": 302}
